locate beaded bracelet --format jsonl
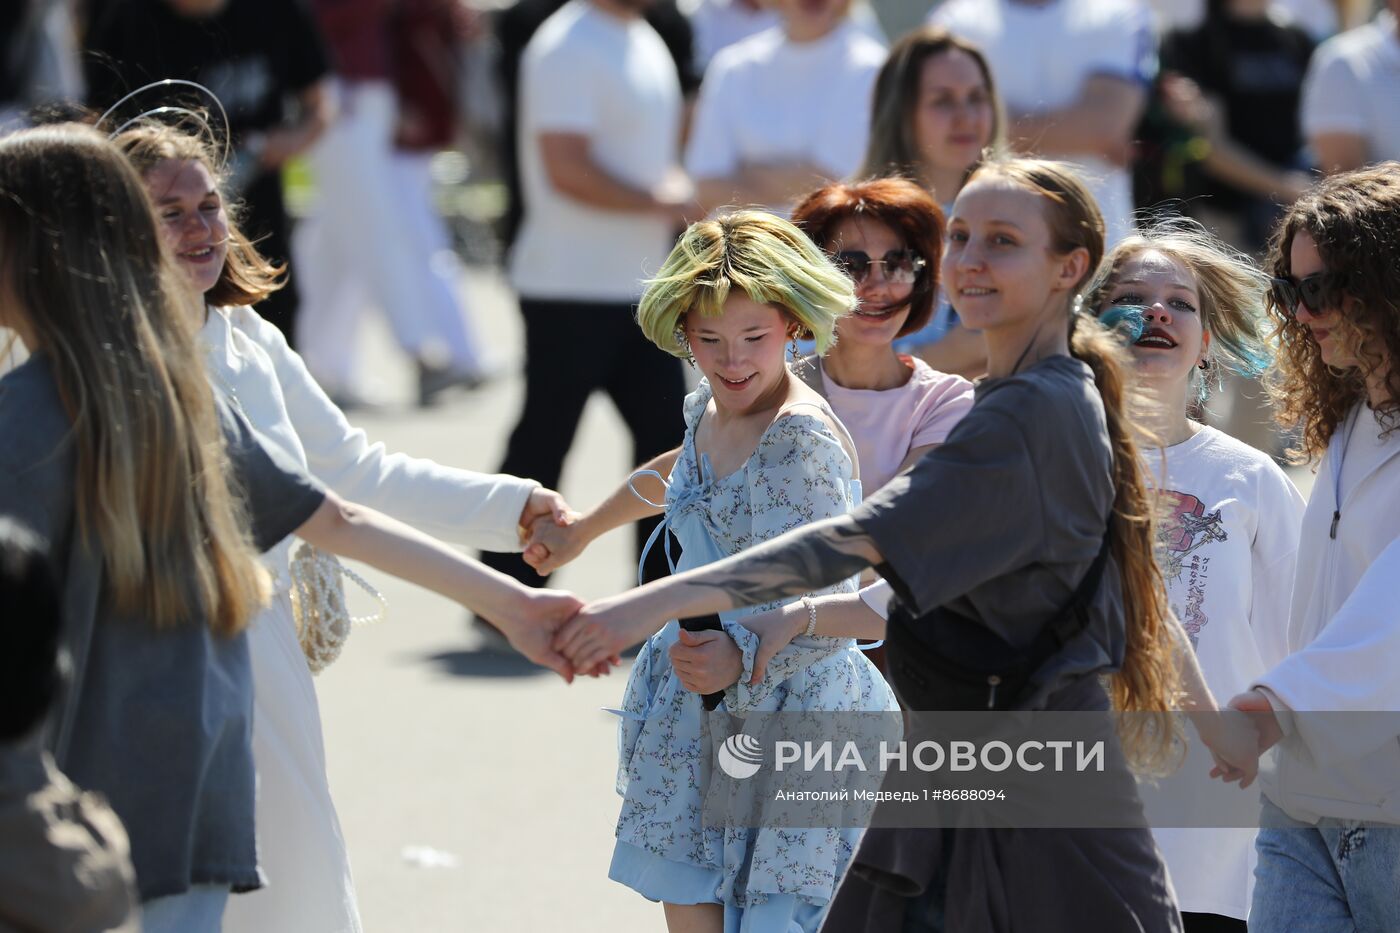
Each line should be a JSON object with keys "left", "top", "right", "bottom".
{"left": 801, "top": 596, "right": 818, "bottom": 638}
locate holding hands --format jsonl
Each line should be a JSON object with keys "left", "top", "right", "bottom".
{"left": 486, "top": 587, "right": 586, "bottom": 682}
{"left": 522, "top": 512, "right": 591, "bottom": 576}
{"left": 517, "top": 487, "right": 576, "bottom": 556}
{"left": 1197, "top": 689, "right": 1284, "bottom": 789}
{"left": 664, "top": 603, "right": 804, "bottom": 695}
{"left": 550, "top": 592, "right": 655, "bottom": 675}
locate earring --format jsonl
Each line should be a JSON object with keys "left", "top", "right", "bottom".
{"left": 675, "top": 328, "right": 696, "bottom": 368}
{"left": 1198, "top": 359, "right": 1210, "bottom": 371}
{"left": 788, "top": 334, "right": 800, "bottom": 360}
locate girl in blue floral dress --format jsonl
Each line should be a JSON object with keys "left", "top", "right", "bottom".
{"left": 528, "top": 212, "right": 898, "bottom": 932}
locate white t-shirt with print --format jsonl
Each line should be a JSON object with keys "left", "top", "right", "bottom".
{"left": 1301, "top": 11, "right": 1400, "bottom": 165}
{"left": 511, "top": 0, "right": 682, "bottom": 301}
{"left": 1147, "top": 425, "right": 1305, "bottom": 920}
{"left": 930, "top": 0, "right": 1154, "bottom": 247}
{"left": 684, "top": 20, "right": 886, "bottom": 215}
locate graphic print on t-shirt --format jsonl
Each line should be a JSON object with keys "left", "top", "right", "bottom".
{"left": 1158, "top": 490, "right": 1227, "bottom": 647}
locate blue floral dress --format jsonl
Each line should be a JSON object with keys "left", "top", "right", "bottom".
{"left": 608, "top": 381, "right": 899, "bottom": 932}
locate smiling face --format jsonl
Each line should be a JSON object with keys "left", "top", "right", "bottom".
{"left": 827, "top": 215, "right": 915, "bottom": 349}
{"left": 913, "top": 49, "right": 994, "bottom": 179}
{"left": 1100, "top": 249, "right": 1210, "bottom": 389}
{"left": 1287, "top": 229, "right": 1360, "bottom": 371}
{"left": 144, "top": 158, "right": 229, "bottom": 297}
{"left": 942, "top": 178, "right": 1081, "bottom": 336}
{"left": 686, "top": 293, "right": 794, "bottom": 414}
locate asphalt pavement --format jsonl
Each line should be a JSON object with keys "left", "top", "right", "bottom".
{"left": 313, "top": 267, "right": 662, "bottom": 933}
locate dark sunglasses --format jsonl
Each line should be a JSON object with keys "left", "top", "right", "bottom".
{"left": 832, "top": 249, "right": 927, "bottom": 286}
{"left": 1270, "top": 273, "right": 1343, "bottom": 315}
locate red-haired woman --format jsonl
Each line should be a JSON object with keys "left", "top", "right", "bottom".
{"left": 790, "top": 177, "right": 974, "bottom": 494}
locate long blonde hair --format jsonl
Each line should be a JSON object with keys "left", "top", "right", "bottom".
{"left": 970, "top": 159, "right": 1183, "bottom": 773}
{"left": 1087, "top": 217, "right": 1274, "bottom": 403}
{"left": 0, "top": 124, "right": 269, "bottom": 635}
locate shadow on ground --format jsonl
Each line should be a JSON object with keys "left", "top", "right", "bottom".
{"left": 421, "top": 648, "right": 553, "bottom": 679}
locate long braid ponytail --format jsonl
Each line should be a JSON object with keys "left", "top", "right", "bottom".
{"left": 1070, "top": 312, "right": 1182, "bottom": 773}
{"left": 974, "top": 158, "right": 1182, "bottom": 772}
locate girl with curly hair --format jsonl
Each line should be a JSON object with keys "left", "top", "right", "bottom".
{"left": 1227, "top": 162, "right": 1400, "bottom": 932}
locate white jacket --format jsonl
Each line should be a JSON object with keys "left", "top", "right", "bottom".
{"left": 1254, "top": 402, "right": 1400, "bottom": 825}
{"left": 204, "top": 306, "right": 537, "bottom": 556}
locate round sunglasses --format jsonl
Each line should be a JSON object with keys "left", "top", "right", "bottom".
{"left": 1270, "top": 272, "right": 1344, "bottom": 315}
{"left": 832, "top": 249, "right": 927, "bottom": 286}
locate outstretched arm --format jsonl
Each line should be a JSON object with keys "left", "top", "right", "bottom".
{"left": 296, "top": 493, "right": 580, "bottom": 680}
{"left": 553, "top": 515, "right": 882, "bottom": 672}
{"left": 1163, "top": 615, "right": 1263, "bottom": 787}
{"left": 523, "top": 447, "right": 680, "bottom": 575}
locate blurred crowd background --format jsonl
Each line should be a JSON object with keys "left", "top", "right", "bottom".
{"left": 3, "top": 0, "right": 1397, "bottom": 543}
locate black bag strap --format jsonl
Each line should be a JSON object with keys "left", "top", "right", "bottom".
{"left": 881, "top": 524, "right": 1115, "bottom": 710}
{"left": 886, "top": 523, "right": 1114, "bottom": 668}
{"left": 1026, "top": 525, "right": 1114, "bottom": 663}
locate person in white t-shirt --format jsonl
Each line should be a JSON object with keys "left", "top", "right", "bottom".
{"left": 483, "top": 0, "right": 698, "bottom": 610}
{"left": 1224, "top": 163, "right": 1400, "bottom": 933}
{"left": 1300, "top": 2, "right": 1400, "bottom": 174}
{"left": 1088, "top": 219, "right": 1305, "bottom": 932}
{"left": 685, "top": 0, "right": 886, "bottom": 216}
{"left": 930, "top": 0, "right": 1153, "bottom": 247}
{"left": 679, "top": 0, "right": 886, "bottom": 68}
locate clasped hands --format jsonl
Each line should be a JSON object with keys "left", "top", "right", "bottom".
{"left": 504, "top": 505, "right": 798, "bottom": 684}
{"left": 512, "top": 500, "right": 1283, "bottom": 787}
{"left": 501, "top": 501, "right": 636, "bottom": 681}
{"left": 1196, "top": 689, "right": 1285, "bottom": 790}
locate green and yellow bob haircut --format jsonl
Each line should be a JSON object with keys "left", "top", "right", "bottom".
{"left": 637, "top": 210, "right": 856, "bottom": 358}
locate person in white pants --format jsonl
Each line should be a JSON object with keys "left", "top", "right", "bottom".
{"left": 294, "top": 78, "right": 486, "bottom": 405}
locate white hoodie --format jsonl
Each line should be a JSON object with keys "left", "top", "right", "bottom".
{"left": 1254, "top": 402, "right": 1400, "bottom": 825}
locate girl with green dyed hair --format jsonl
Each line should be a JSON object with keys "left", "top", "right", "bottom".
{"left": 523, "top": 211, "right": 897, "bottom": 933}
{"left": 636, "top": 209, "right": 855, "bottom": 359}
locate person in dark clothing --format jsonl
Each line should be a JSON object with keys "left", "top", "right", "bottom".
{"left": 1159, "top": 0, "right": 1315, "bottom": 253}
{"left": 473, "top": 0, "right": 699, "bottom": 636}
{"left": 1, "top": 4, "right": 37, "bottom": 113}
{"left": 84, "top": 0, "right": 333, "bottom": 345}
{"left": 0, "top": 518, "right": 139, "bottom": 933}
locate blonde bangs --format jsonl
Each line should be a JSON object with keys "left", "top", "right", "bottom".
{"left": 637, "top": 211, "right": 855, "bottom": 357}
